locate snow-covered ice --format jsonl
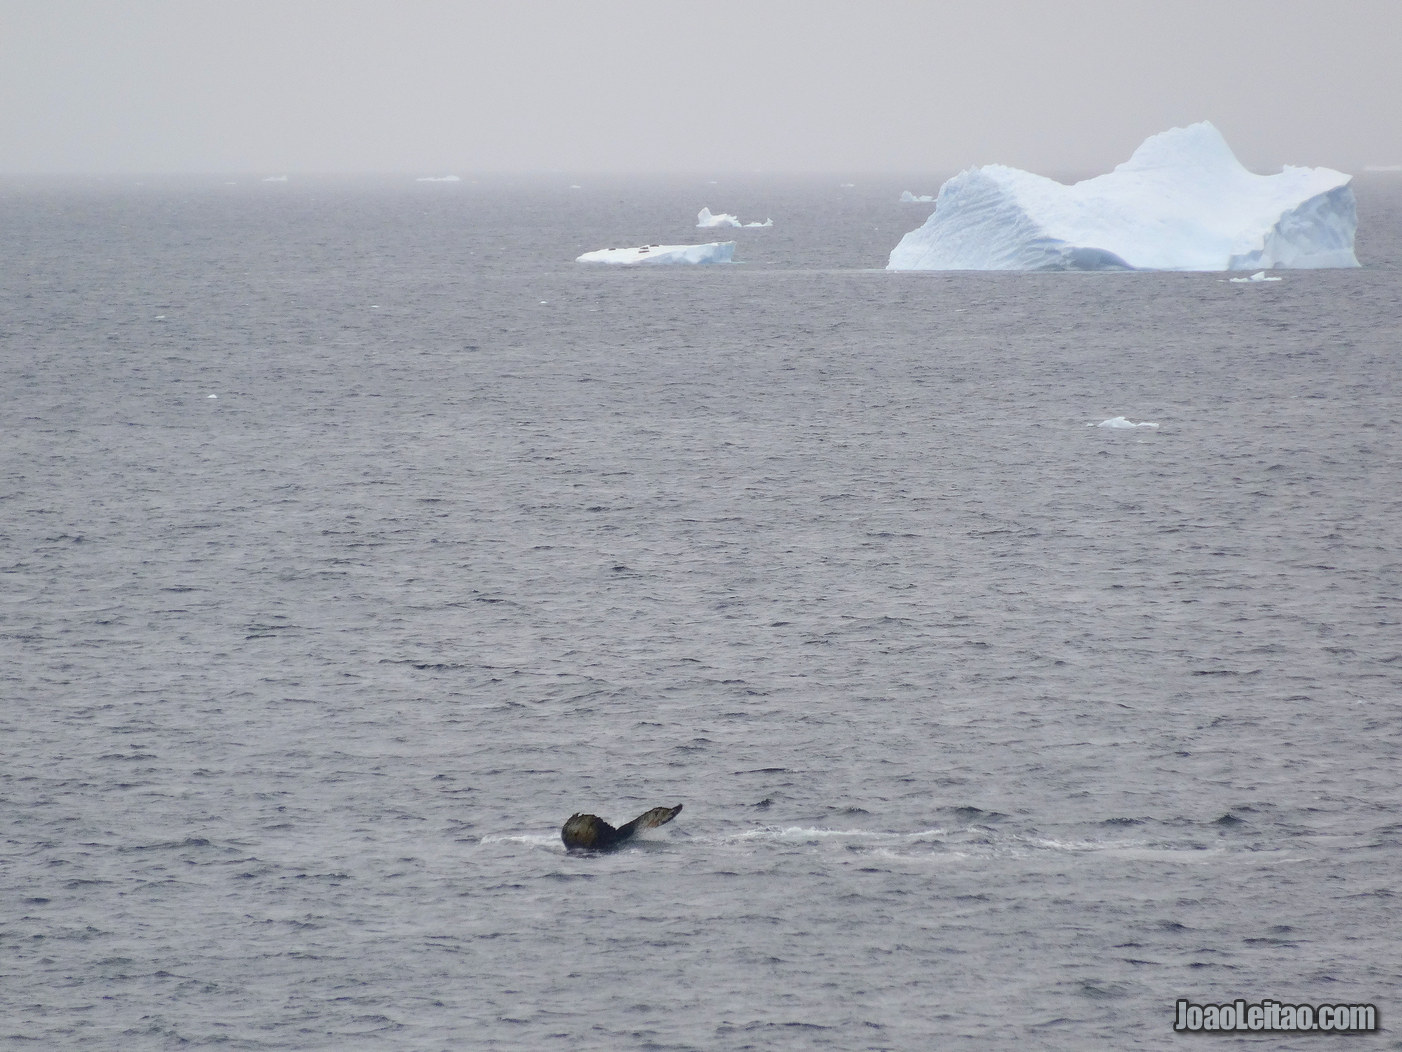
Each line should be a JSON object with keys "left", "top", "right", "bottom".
{"left": 1228, "top": 270, "right": 1282, "bottom": 282}
{"left": 576, "top": 242, "right": 736, "bottom": 265}
{"left": 888, "top": 122, "right": 1359, "bottom": 272}
{"left": 899, "top": 191, "right": 935, "bottom": 203}
{"left": 697, "top": 207, "right": 772, "bottom": 228}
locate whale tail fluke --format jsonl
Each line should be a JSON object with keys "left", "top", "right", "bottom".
{"left": 562, "top": 804, "right": 682, "bottom": 850}
{"left": 615, "top": 804, "right": 683, "bottom": 839}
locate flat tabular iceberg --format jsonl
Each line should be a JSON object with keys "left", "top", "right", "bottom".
{"left": 576, "top": 242, "right": 735, "bottom": 265}
{"left": 888, "top": 122, "right": 1359, "bottom": 272}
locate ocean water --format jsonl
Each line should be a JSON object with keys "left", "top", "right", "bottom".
{"left": 2, "top": 173, "right": 1401, "bottom": 1050}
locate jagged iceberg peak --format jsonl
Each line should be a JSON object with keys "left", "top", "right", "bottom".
{"left": 1116, "top": 120, "right": 1245, "bottom": 174}
{"left": 697, "top": 207, "right": 772, "bottom": 228}
{"left": 887, "top": 122, "right": 1359, "bottom": 272}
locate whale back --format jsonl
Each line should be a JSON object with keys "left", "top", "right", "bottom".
{"left": 561, "top": 812, "right": 618, "bottom": 850}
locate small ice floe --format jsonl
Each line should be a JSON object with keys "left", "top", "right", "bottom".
{"left": 697, "top": 207, "right": 772, "bottom": 228}
{"left": 576, "top": 242, "right": 736, "bottom": 265}
{"left": 415, "top": 175, "right": 461, "bottom": 183}
{"left": 261, "top": 175, "right": 288, "bottom": 183}
{"left": 900, "top": 190, "right": 935, "bottom": 203}
{"left": 1228, "top": 270, "right": 1282, "bottom": 282}
{"left": 207, "top": 394, "right": 218, "bottom": 399}
{"left": 1093, "top": 416, "right": 1160, "bottom": 430}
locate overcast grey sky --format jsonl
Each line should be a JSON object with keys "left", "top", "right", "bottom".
{"left": 2, "top": 0, "right": 1398, "bottom": 176}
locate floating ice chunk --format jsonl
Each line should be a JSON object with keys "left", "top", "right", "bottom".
{"left": 415, "top": 175, "right": 461, "bottom": 182}
{"left": 698, "top": 207, "right": 740, "bottom": 227}
{"left": 889, "top": 122, "right": 1359, "bottom": 272}
{"left": 900, "top": 190, "right": 935, "bottom": 203}
{"left": 1228, "top": 270, "right": 1282, "bottom": 282}
{"left": 261, "top": 175, "right": 288, "bottom": 183}
{"left": 1094, "top": 416, "right": 1159, "bottom": 429}
{"left": 576, "top": 242, "right": 736, "bottom": 265}
{"left": 697, "top": 207, "right": 772, "bottom": 228}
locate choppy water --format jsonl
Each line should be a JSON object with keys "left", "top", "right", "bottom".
{"left": 3, "top": 174, "right": 1401, "bottom": 1050}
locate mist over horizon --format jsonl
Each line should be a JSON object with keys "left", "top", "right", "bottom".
{"left": 2, "top": 1, "right": 1399, "bottom": 178}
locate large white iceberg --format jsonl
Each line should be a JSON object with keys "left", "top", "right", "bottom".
{"left": 697, "top": 207, "right": 772, "bottom": 228}
{"left": 576, "top": 242, "right": 735, "bottom": 265}
{"left": 887, "top": 122, "right": 1359, "bottom": 272}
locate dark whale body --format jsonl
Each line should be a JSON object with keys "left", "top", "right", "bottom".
{"left": 562, "top": 804, "right": 682, "bottom": 850}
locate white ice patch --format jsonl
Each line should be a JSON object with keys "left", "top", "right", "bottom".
{"left": 576, "top": 242, "right": 736, "bottom": 265}
{"left": 697, "top": 207, "right": 772, "bottom": 228}
{"left": 888, "top": 122, "right": 1359, "bottom": 272}
{"left": 415, "top": 175, "right": 461, "bottom": 183}
{"left": 1228, "top": 270, "right": 1283, "bottom": 282}
{"left": 1094, "top": 416, "right": 1160, "bottom": 430}
{"left": 900, "top": 190, "right": 935, "bottom": 203}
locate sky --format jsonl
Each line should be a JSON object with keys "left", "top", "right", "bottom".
{"left": 2, "top": 0, "right": 1399, "bottom": 177}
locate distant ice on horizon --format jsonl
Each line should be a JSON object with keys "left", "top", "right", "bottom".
{"left": 888, "top": 122, "right": 1359, "bottom": 272}
{"left": 697, "top": 208, "right": 773, "bottom": 229}
{"left": 899, "top": 191, "right": 935, "bottom": 203}
{"left": 576, "top": 242, "right": 736, "bottom": 265}
{"left": 1094, "top": 417, "right": 1160, "bottom": 430}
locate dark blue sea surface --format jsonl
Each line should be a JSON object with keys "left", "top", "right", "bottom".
{"left": 2, "top": 173, "right": 1401, "bottom": 1049}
